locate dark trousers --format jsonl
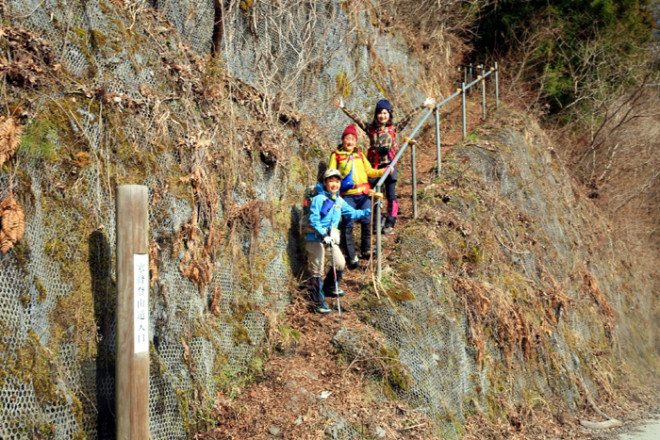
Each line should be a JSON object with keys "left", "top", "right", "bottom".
{"left": 340, "top": 193, "right": 372, "bottom": 261}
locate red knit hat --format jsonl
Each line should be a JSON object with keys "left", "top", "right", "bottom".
{"left": 342, "top": 125, "right": 357, "bottom": 139}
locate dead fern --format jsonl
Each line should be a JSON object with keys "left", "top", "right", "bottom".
{"left": 210, "top": 286, "right": 222, "bottom": 317}
{"left": 226, "top": 199, "right": 272, "bottom": 242}
{"left": 0, "top": 116, "right": 22, "bottom": 168}
{"left": 453, "top": 277, "right": 540, "bottom": 364}
{"left": 0, "top": 193, "right": 25, "bottom": 254}
{"left": 149, "top": 240, "right": 160, "bottom": 288}
{"left": 179, "top": 208, "right": 215, "bottom": 294}
{"left": 177, "top": 131, "right": 221, "bottom": 294}
{"left": 583, "top": 270, "right": 615, "bottom": 321}
{"left": 0, "top": 27, "right": 59, "bottom": 88}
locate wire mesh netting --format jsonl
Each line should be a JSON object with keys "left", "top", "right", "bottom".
{"left": 0, "top": 1, "right": 655, "bottom": 439}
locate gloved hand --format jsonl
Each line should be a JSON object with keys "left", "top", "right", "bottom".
{"left": 322, "top": 235, "right": 333, "bottom": 245}
{"left": 363, "top": 209, "right": 372, "bottom": 217}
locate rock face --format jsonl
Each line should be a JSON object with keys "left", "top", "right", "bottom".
{"left": 0, "top": 1, "right": 656, "bottom": 439}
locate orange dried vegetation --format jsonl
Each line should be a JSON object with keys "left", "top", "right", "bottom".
{"left": 177, "top": 132, "right": 221, "bottom": 295}
{"left": 0, "top": 194, "right": 25, "bottom": 254}
{"left": 583, "top": 270, "right": 615, "bottom": 320}
{"left": 149, "top": 240, "right": 160, "bottom": 288}
{"left": 0, "top": 117, "right": 22, "bottom": 168}
{"left": 453, "top": 277, "right": 541, "bottom": 364}
{"left": 0, "top": 27, "right": 59, "bottom": 88}
{"left": 179, "top": 208, "right": 215, "bottom": 294}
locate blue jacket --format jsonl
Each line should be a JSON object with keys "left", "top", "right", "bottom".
{"left": 306, "top": 183, "right": 370, "bottom": 242}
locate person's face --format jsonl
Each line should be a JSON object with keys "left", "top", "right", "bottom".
{"left": 342, "top": 134, "right": 357, "bottom": 152}
{"left": 324, "top": 176, "right": 341, "bottom": 194}
{"left": 377, "top": 109, "right": 390, "bottom": 125}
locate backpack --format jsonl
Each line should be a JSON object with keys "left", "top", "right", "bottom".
{"left": 332, "top": 152, "right": 360, "bottom": 193}
{"left": 367, "top": 124, "right": 398, "bottom": 168}
{"left": 300, "top": 185, "right": 342, "bottom": 236}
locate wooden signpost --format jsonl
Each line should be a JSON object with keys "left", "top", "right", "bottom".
{"left": 116, "top": 185, "right": 150, "bottom": 439}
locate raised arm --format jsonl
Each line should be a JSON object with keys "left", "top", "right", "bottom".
{"left": 334, "top": 97, "right": 369, "bottom": 133}
{"left": 394, "top": 97, "right": 436, "bottom": 133}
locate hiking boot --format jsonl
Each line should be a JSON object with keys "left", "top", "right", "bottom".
{"left": 360, "top": 224, "right": 372, "bottom": 259}
{"left": 382, "top": 226, "right": 394, "bottom": 235}
{"left": 324, "top": 270, "right": 346, "bottom": 297}
{"left": 361, "top": 249, "right": 377, "bottom": 259}
{"left": 347, "top": 257, "right": 360, "bottom": 270}
{"left": 325, "top": 288, "right": 345, "bottom": 298}
{"left": 314, "top": 304, "right": 333, "bottom": 314}
{"left": 308, "top": 277, "right": 326, "bottom": 308}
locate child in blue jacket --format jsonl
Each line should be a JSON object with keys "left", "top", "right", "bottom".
{"left": 305, "top": 168, "right": 371, "bottom": 313}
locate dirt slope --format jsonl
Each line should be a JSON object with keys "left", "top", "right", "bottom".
{"left": 196, "top": 102, "right": 660, "bottom": 439}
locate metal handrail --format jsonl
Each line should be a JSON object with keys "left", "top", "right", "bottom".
{"left": 373, "top": 63, "right": 499, "bottom": 278}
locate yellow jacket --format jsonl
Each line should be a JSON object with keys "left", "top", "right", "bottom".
{"left": 328, "top": 147, "right": 384, "bottom": 196}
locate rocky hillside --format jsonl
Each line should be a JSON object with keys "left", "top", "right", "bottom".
{"left": 0, "top": 1, "right": 657, "bottom": 439}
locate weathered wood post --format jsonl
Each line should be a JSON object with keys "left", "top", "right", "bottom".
{"left": 116, "top": 185, "right": 150, "bottom": 440}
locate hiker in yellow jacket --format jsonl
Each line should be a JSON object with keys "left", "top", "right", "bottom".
{"left": 328, "top": 125, "right": 384, "bottom": 269}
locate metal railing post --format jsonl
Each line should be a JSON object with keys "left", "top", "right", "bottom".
{"left": 468, "top": 64, "right": 473, "bottom": 95}
{"left": 411, "top": 143, "right": 417, "bottom": 219}
{"left": 435, "top": 107, "right": 441, "bottom": 177}
{"left": 461, "top": 81, "right": 467, "bottom": 139}
{"left": 369, "top": 60, "right": 499, "bottom": 281}
{"left": 494, "top": 62, "right": 499, "bottom": 109}
{"left": 375, "top": 185, "right": 382, "bottom": 279}
{"left": 480, "top": 64, "right": 486, "bottom": 120}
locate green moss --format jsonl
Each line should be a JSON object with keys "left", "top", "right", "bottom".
{"left": 18, "top": 119, "right": 59, "bottom": 162}
{"left": 15, "top": 329, "right": 61, "bottom": 405}
{"left": 89, "top": 29, "right": 107, "bottom": 48}
{"left": 279, "top": 325, "right": 301, "bottom": 341}
{"left": 388, "top": 366, "right": 411, "bottom": 391}
{"left": 464, "top": 246, "right": 484, "bottom": 265}
{"left": 35, "top": 276, "right": 48, "bottom": 303}
{"left": 72, "top": 27, "right": 86, "bottom": 39}
{"left": 378, "top": 345, "right": 413, "bottom": 398}
{"left": 232, "top": 325, "right": 252, "bottom": 345}
{"left": 41, "top": 194, "right": 98, "bottom": 360}
{"left": 19, "top": 286, "right": 31, "bottom": 308}
{"left": 69, "top": 394, "right": 85, "bottom": 430}
{"left": 335, "top": 71, "right": 351, "bottom": 98}
{"left": 11, "top": 243, "right": 29, "bottom": 272}
{"left": 36, "top": 422, "right": 55, "bottom": 439}
{"left": 385, "top": 286, "right": 416, "bottom": 302}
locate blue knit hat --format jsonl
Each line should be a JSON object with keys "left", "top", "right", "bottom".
{"left": 374, "top": 99, "right": 392, "bottom": 117}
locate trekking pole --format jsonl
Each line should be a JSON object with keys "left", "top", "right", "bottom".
{"left": 329, "top": 243, "right": 342, "bottom": 323}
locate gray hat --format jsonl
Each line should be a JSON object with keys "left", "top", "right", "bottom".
{"left": 323, "top": 168, "right": 342, "bottom": 180}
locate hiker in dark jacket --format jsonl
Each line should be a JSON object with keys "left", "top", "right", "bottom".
{"left": 335, "top": 96, "right": 435, "bottom": 234}
{"left": 305, "top": 168, "right": 371, "bottom": 313}
{"left": 328, "top": 124, "right": 384, "bottom": 269}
